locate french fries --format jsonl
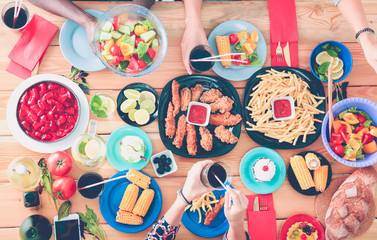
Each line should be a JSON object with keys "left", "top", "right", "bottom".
{"left": 245, "top": 69, "right": 325, "bottom": 145}
{"left": 185, "top": 192, "right": 219, "bottom": 224}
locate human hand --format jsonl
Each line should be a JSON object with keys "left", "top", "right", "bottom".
{"left": 182, "top": 160, "right": 214, "bottom": 202}
{"left": 224, "top": 186, "right": 248, "bottom": 226}
{"left": 359, "top": 33, "right": 377, "bottom": 74}
{"left": 181, "top": 21, "right": 208, "bottom": 75}
{"left": 83, "top": 17, "right": 97, "bottom": 52}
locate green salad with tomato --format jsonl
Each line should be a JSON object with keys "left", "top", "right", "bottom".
{"left": 98, "top": 16, "right": 159, "bottom": 73}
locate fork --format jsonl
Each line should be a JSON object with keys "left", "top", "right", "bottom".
{"left": 276, "top": 42, "right": 284, "bottom": 62}
{"left": 259, "top": 198, "right": 268, "bottom": 211}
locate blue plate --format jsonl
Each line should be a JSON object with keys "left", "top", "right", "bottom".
{"left": 106, "top": 126, "right": 152, "bottom": 171}
{"left": 182, "top": 188, "right": 230, "bottom": 238}
{"left": 99, "top": 170, "right": 162, "bottom": 233}
{"left": 239, "top": 147, "right": 286, "bottom": 194}
{"left": 59, "top": 9, "right": 106, "bottom": 72}
{"left": 208, "top": 20, "right": 267, "bottom": 81}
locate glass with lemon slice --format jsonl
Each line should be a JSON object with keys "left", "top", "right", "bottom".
{"left": 72, "top": 120, "right": 107, "bottom": 170}
{"left": 90, "top": 92, "right": 116, "bottom": 118}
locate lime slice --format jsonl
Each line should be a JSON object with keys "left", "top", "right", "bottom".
{"left": 120, "top": 99, "right": 137, "bottom": 113}
{"left": 316, "top": 51, "right": 334, "bottom": 65}
{"left": 140, "top": 99, "right": 156, "bottom": 114}
{"left": 139, "top": 91, "right": 156, "bottom": 104}
{"left": 128, "top": 109, "right": 137, "bottom": 122}
{"left": 332, "top": 58, "right": 344, "bottom": 73}
{"left": 85, "top": 139, "right": 100, "bottom": 159}
{"left": 78, "top": 140, "right": 88, "bottom": 155}
{"left": 326, "top": 68, "right": 344, "bottom": 80}
{"left": 133, "top": 142, "right": 142, "bottom": 152}
{"left": 124, "top": 89, "right": 140, "bottom": 100}
{"left": 134, "top": 109, "right": 150, "bottom": 125}
{"left": 100, "top": 95, "right": 115, "bottom": 114}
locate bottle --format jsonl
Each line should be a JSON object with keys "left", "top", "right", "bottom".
{"left": 7, "top": 157, "right": 40, "bottom": 192}
{"left": 23, "top": 192, "right": 40, "bottom": 209}
{"left": 19, "top": 215, "right": 52, "bottom": 240}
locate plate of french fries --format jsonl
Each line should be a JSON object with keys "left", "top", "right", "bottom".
{"left": 182, "top": 190, "right": 230, "bottom": 238}
{"left": 243, "top": 67, "right": 326, "bottom": 149}
{"left": 99, "top": 169, "right": 163, "bottom": 233}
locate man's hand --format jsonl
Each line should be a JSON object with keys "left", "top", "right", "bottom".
{"left": 83, "top": 18, "right": 97, "bottom": 52}
{"left": 224, "top": 186, "right": 248, "bottom": 226}
{"left": 360, "top": 33, "right": 377, "bottom": 74}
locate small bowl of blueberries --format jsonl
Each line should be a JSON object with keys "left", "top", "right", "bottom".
{"left": 151, "top": 150, "right": 177, "bottom": 177}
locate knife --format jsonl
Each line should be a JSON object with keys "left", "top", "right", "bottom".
{"left": 253, "top": 197, "right": 259, "bottom": 212}
{"left": 283, "top": 42, "right": 291, "bottom": 67}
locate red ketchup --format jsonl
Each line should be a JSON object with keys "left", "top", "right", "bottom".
{"left": 273, "top": 99, "right": 292, "bottom": 119}
{"left": 188, "top": 104, "right": 208, "bottom": 125}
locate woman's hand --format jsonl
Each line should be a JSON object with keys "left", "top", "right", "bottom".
{"left": 83, "top": 17, "right": 97, "bottom": 52}
{"left": 359, "top": 33, "right": 377, "bottom": 74}
{"left": 182, "top": 160, "right": 214, "bottom": 202}
{"left": 224, "top": 186, "right": 248, "bottom": 226}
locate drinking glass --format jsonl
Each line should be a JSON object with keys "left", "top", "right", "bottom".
{"left": 189, "top": 45, "right": 214, "bottom": 73}
{"left": 200, "top": 161, "right": 233, "bottom": 190}
{"left": 77, "top": 172, "right": 105, "bottom": 199}
{"left": 1, "top": 2, "right": 30, "bottom": 30}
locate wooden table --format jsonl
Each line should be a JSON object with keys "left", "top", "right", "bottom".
{"left": 1, "top": 0, "right": 377, "bottom": 239}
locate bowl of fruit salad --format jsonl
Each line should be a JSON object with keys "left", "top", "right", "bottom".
{"left": 322, "top": 97, "right": 377, "bottom": 167}
{"left": 6, "top": 74, "right": 90, "bottom": 153}
{"left": 93, "top": 4, "right": 167, "bottom": 77}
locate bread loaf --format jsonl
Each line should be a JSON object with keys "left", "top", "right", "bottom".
{"left": 325, "top": 167, "right": 377, "bottom": 240}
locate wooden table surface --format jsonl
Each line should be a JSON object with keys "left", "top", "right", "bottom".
{"left": 1, "top": 0, "right": 377, "bottom": 239}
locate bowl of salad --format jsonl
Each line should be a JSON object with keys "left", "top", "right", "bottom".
{"left": 93, "top": 4, "right": 168, "bottom": 77}
{"left": 322, "top": 97, "right": 377, "bottom": 167}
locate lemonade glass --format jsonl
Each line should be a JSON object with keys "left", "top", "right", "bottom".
{"left": 90, "top": 92, "right": 116, "bottom": 118}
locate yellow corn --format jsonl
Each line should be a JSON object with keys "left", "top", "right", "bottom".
{"left": 119, "top": 184, "right": 139, "bottom": 212}
{"left": 132, "top": 189, "right": 155, "bottom": 217}
{"left": 116, "top": 210, "right": 143, "bottom": 225}
{"left": 314, "top": 165, "right": 328, "bottom": 192}
{"left": 127, "top": 169, "right": 151, "bottom": 189}
{"left": 290, "top": 155, "right": 315, "bottom": 190}
{"left": 215, "top": 36, "right": 231, "bottom": 68}
{"left": 305, "top": 152, "right": 321, "bottom": 170}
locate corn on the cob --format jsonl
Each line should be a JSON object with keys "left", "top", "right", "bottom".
{"left": 215, "top": 36, "right": 231, "bottom": 68}
{"left": 133, "top": 189, "right": 155, "bottom": 217}
{"left": 116, "top": 210, "right": 143, "bottom": 225}
{"left": 305, "top": 152, "right": 321, "bottom": 170}
{"left": 119, "top": 184, "right": 139, "bottom": 212}
{"left": 290, "top": 155, "right": 315, "bottom": 190}
{"left": 127, "top": 169, "right": 151, "bottom": 189}
{"left": 314, "top": 165, "right": 328, "bottom": 192}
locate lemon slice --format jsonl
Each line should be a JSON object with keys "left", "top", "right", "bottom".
{"left": 124, "top": 89, "right": 140, "bottom": 100}
{"left": 135, "top": 109, "right": 150, "bottom": 125}
{"left": 140, "top": 99, "right": 156, "bottom": 114}
{"left": 139, "top": 91, "right": 156, "bottom": 104}
{"left": 128, "top": 109, "right": 137, "bottom": 122}
{"left": 100, "top": 95, "right": 115, "bottom": 114}
{"left": 316, "top": 51, "right": 334, "bottom": 65}
{"left": 85, "top": 139, "right": 100, "bottom": 159}
{"left": 331, "top": 57, "right": 339, "bottom": 69}
{"left": 332, "top": 58, "right": 344, "bottom": 73}
{"left": 326, "top": 68, "right": 344, "bottom": 80}
{"left": 120, "top": 99, "right": 137, "bottom": 113}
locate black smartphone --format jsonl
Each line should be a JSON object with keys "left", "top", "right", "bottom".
{"left": 54, "top": 213, "right": 81, "bottom": 240}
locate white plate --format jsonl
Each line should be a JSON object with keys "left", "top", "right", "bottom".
{"left": 7, "top": 74, "right": 90, "bottom": 153}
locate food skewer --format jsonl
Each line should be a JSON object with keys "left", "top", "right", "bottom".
{"left": 211, "top": 171, "right": 232, "bottom": 208}
{"left": 328, "top": 64, "right": 334, "bottom": 135}
{"left": 12, "top": 0, "right": 23, "bottom": 28}
{"left": 78, "top": 174, "right": 134, "bottom": 190}
{"left": 190, "top": 52, "right": 247, "bottom": 63}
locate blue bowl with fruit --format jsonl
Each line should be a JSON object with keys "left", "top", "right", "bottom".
{"left": 93, "top": 4, "right": 168, "bottom": 77}
{"left": 310, "top": 40, "right": 352, "bottom": 83}
{"left": 322, "top": 97, "right": 377, "bottom": 167}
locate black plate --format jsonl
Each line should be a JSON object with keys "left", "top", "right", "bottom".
{"left": 287, "top": 151, "right": 332, "bottom": 196}
{"left": 243, "top": 67, "right": 326, "bottom": 149}
{"left": 158, "top": 75, "right": 242, "bottom": 158}
{"left": 116, "top": 83, "right": 159, "bottom": 126}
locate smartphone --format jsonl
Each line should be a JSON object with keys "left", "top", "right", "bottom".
{"left": 54, "top": 213, "right": 81, "bottom": 240}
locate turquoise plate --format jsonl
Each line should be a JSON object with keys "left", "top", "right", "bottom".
{"left": 240, "top": 147, "right": 286, "bottom": 194}
{"left": 59, "top": 9, "right": 106, "bottom": 72}
{"left": 106, "top": 126, "right": 152, "bottom": 171}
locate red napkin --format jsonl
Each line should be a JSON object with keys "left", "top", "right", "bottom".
{"left": 6, "top": 14, "right": 58, "bottom": 79}
{"left": 246, "top": 194, "right": 277, "bottom": 240}
{"left": 268, "top": 0, "right": 299, "bottom": 67}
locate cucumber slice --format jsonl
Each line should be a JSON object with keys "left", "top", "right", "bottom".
{"left": 111, "top": 31, "right": 122, "bottom": 40}
{"left": 118, "top": 25, "right": 130, "bottom": 35}
{"left": 141, "top": 54, "right": 153, "bottom": 64}
{"left": 151, "top": 38, "right": 159, "bottom": 49}
{"left": 123, "top": 35, "right": 135, "bottom": 46}
{"left": 118, "top": 61, "right": 129, "bottom": 70}
{"left": 102, "top": 21, "right": 112, "bottom": 33}
{"left": 140, "top": 30, "right": 156, "bottom": 43}
{"left": 99, "top": 31, "right": 112, "bottom": 41}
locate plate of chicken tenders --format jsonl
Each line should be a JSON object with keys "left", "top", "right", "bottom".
{"left": 158, "top": 75, "right": 242, "bottom": 158}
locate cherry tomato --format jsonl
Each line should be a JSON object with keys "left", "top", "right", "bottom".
{"left": 100, "top": 41, "right": 106, "bottom": 50}
{"left": 52, "top": 176, "right": 76, "bottom": 200}
{"left": 333, "top": 144, "right": 345, "bottom": 156}
{"left": 331, "top": 133, "right": 344, "bottom": 145}
{"left": 147, "top": 48, "right": 156, "bottom": 60}
{"left": 229, "top": 34, "right": 239, "bottom": 44}
{"left": 362, "top": 133, "right": 374, "bottom": 145}
{"left": 110, "top": 45, "right": 121, "bottom": 56}
{"left": 338, "top": 125, "right": 349, "bottom": 142}
{"left": 353, "top": 125, "right": 364, "bottom": 133}
{"left": 137, "top": 59, "right": 147, "bottom": 69}
{"left": 127, "top": 57, "right": 139, "bottom": 73}
{"left": 46, "top": 151, "right": 73, "bottom": 176}
{"left": 357, "top": 115, "right": 367, "bottom": 124}
{"left": 135, "top": 38, "right": 144, "bottom": 48}
{"left": 232, "top": 55, "right": 241, "bottom": 66}
{"left": 112, "top": 16, "right": 119, "bottom": 31}
{"left": 110, "top": 55, "right": 123, "bottom": 65}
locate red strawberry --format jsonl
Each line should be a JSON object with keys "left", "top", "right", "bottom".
{"left": 42, "top": 92, "right": 54, "bottom": 101}
{"left": 48, "top": 83, "right": 59, "bottom": 90}
{"left": 49, "top": 121, "right": 58, "bottom": 133}
{"left": 65, "top": 107, "right": 75, "bottom": 116}
{"left": 58, "top": 94, "right": 68, "bottom": 103}
{"left": 27, "top": 113, "right": 38, "bottom": 122}
{"left": 20, "top": 92, "right": 29, "bottom": 105}
{"left": 34, "top": 131, "right": 42, "bottom": 138}
{"left": 32, "top": 122, "right": 44, "bottom": 131}
{"left": 66, "top": 90, "right": 74, "bottom": 100}
{"left": 57, "top": 115, "right": 67, "bottom": 126}
{"left": 27, "top": 96, "right": 37, "bottom": 106}
{"left": 41, "top": 133, "right": 52, "bottom": 141}
{"left": 21, "top": 121, "right": 31, "bottom": 131}
{"left": 40, "top": 125, "right": 50, "bottom": 134}
{"left": 40, "top": 115, "right": 47, "bottom": 123}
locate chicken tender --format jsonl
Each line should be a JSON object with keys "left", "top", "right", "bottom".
{"left": 165, "top": 102, "right": 176, "bottom": 139}
{"left": 214, "top": 125, "right": 239, "bottom": 144}
{"left": 186, "top": 124, "right": 197, "bottom": 155}
{"left": 199, "top": 89, "right": 223, "bottom": 103}
{"left": 204, "top": 196, "right": 225, "bottom": 225}
{"left": 209, "top": 112, "right": 242, "bottom": 126}
{"left": 210, "top": 96, "right": 234, "bottom": 113}
{"left": 172, "top": 115, "right": 187, "bottom": 149}
{"left": 180, "top": 87, "right": 191, "bottom": 111}
{"left": 191, "top": 84, "right": 204, "bottom": 101}
{"left": 199, "top": 127, "right": 213, "bottom": 151}
{"left": 172, "top": 80, "right": 180, "bottom": 116}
